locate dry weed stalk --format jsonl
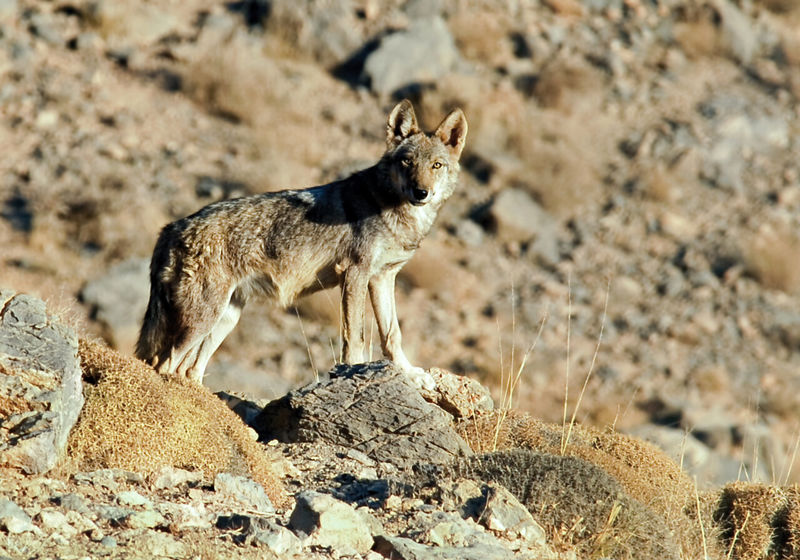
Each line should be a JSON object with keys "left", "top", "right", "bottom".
{"left": 561, "top": 279, "right": 610, "bottom": 455}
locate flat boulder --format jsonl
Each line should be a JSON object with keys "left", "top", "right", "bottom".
{"left": 0, "top": 290, "right": 84, "bottom": 473}
{"left": 255, "top": 361, "right": 473, "bottom": 469}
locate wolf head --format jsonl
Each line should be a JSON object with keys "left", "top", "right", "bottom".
{"left": 381, "top": 100, "right": 468, "bottom": 208}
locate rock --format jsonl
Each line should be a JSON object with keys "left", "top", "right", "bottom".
{"left": 0, "top": 499, "right": 34, "bottom": 534}
{"left": 53, "top": 493, "right": 89, "bottom": 514}
{"left": 215, "top": 391, "right": 269, "bottom": 427}
{"left": 429, "top": 368, "right": 494, "bottom": 419}
{"left": 116, "top": 490, "right": 151, "bottom": 508}
{"left": 156, "top": 502, "right": 212, "bottom": 531}
{"left": 80, "top": 257, "right": 150, "bottom": 353}
{"left": 487, "top": 188, "right": 559, "bottom": 264}
{"left": 411, "top": 510, "right": 498, "bottom": 548}
{"left": 713, "top": 0, "right": 758, "bottom": 65}
{"left": 289, "top": 491, "right": 373, "bottom": 554}
{"left": 134, "top": 531, "right": 186, "bottom": 558}
{"left": 626, "top": 424, "right": 749, "bottom": 486}
{"left": 0, "top": 291, "right": 85, "bottom": 474}
{"left": 28, "top": 12, "right": 63, "bottom": 45}
{"left": 217, "top": 514, "right": 301, "bottom": 554}
{"left": 256, "top": 362, "right": 473, "bottom": 469}
{"left": 87, "top": 1, "right": 179, "bottom": 48}
{"left": 152, "top": 466, "right": 202, "bottom": 490}
{"left": 363, "top": 17, "right": 459, "bottom": 95}
{"left": 373, "top": 534, "right": 521, "bottom": 560}
{"left": 213, "top": 473, "right": 275, "bottom": 514}
{"left": 73, "top": 469, "right": 144, "bottom": 489}
{"left": 0, "top": 0, "right": 17, "bottom": 21}
{"left": 95, "top": 504, "right": 133, "bottom": 525}
{"left": 64, "top": 510, "right": 98, "bottom": 534}
{"left": 267, "top": 0, "right": 363, "bottom": 68}
{"left": 124, "top": 509, "right": 165, "bottom": 530}
{"left": 36, "top": 509, "right": 77, "bottom": 537}
{"left": 477, "top": 483, "right": 547, "bottom": 546}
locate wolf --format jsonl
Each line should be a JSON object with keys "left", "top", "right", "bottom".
{"left": 135, "top": 100, "right": 468, "bottom": 389}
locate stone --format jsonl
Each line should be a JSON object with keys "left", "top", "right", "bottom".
{"left": 289, "top": 491, "right": 373, "bottom": 554}
{"left": 478, "top": 483, "right": 547, "bottom": 546}
{"left": 373, "top": 535, "right": 519, "bottom": 560}
{"left": 0, "top": 0, "right": 17, "bottom": 21}
{"left": 80, "top": 257, "right": 150, "bottom": 353}
{"left": 0, "top": 291, "right": 85, "bottom": 474}
{"left": 124, "top": 509, "right": 165, "bottom": 530}
{"left": 218, "top": 514, "right": 301, "bottom": 554}
{"left": 0, "top": 499, "right": 34, "bottom": 534}
{"left": 74, "top": 469, "right": 144, "bottom": 489}
{"left": 156, "top": 503, "right": 212, "bottom": 531}
{"left": 87, "top": 1, "right": 179, "bottom": 48}
{"left": 714, "top": 0, "right": 758, "bottom": 65}
{"left": 135, "top": 531, "right": 186, "bottom": 558}
{"left": 266, "top": 0, "right": 363, "bottom": 68}
{"left": 64, "top": 510, "right": 98, "bottom": 534}
{"left": 363, "top": 17, "right": 459, "bottom": 95}
{"left": 28, "top": 12, "right": 63, "bottom": 45}
{"left": 95, "top": 505, "right": 133, "bottom": 525}
{"left": 429, "top": 368, "right": 494, "bottom": 419}
{"left": 36, "top": 509, "right": 77, "bottom": 537}
{"left": 152, "top": 466, "right": 202, "bottom": 490}
{"left": 256, "top": 362, "right": 473, "bottom": 469}
{"left": 116, "top": 490, "right": 151, "bottom": 508}
{"left": 410, "top": 510, "right": 502, "bottom": 549}
{"left": 53, "top": 493, "right": 89, "bottom": 514}
{"left": 487, "top": 188, "right": 559, "bottom": 264}
{"left": 215, "top": 391, "right": 271, "bottom": 428}
{"left": 214, "top": 473, "right": 274, "bottom": 514}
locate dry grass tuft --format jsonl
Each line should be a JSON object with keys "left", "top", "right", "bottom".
{"left": 455, "top": 449, "right": 680, "bottom": 559}
{"left": 713, "top": 482, "right": 800, "bottom": 560}
{"left": 456, "top": 410, "right": 722, "bottom": 559}
{"left": 457, "top": 410, "right": 693, "bottom": 509}
{"left": 742, "top": 223, "right": 800, "bottom": 295}
{"left": 64, "top": 339, "right": 287, "bottom": 507}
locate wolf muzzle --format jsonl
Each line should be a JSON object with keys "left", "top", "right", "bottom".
{"left": 410, "top": 186, "right": 429, "bottom": 204}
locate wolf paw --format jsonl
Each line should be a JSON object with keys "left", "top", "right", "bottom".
{"left": 404, "top": 366, "right": 437, "bottom": 392}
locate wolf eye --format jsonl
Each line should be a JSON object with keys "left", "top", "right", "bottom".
{"left": 400, "top": 158, "right": 411, "bottom": 167}
{"left": 432, "top": 161, "right": 443, "bottom": 169}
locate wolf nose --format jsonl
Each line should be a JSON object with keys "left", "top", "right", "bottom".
{"left": 411, "top": 187, "right": 428, "bottom": 202}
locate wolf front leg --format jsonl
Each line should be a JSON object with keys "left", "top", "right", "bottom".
{"left": 341, "top": 267, "right": 369, "bottom": 364}
{"left": 368, "top": 267, "right": 436, "bottom": 390}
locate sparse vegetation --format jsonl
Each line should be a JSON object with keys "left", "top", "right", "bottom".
{"left": 64, "top": 340, "right": 287, "bottom": 507}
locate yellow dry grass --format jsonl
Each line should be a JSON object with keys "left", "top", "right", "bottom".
{"left": 714, "top": 482, "right": 800, "bottom": 560}
{"left": 63, "top": 339, "right": 287, "bottom": 507}
{"left": 456, "top": 409, "right": 722, "bottom": 559}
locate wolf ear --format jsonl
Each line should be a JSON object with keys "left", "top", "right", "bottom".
{"left": 435, "top": 108, "right": 468, "bottom": 160}
{"left": 387, "top": 99, "right": 420, "bottom": 148}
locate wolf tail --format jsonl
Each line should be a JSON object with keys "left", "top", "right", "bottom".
{"left": 135, "top": 227, "right": 176, "bottom": 366}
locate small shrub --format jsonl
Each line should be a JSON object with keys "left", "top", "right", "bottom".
{"left": 64, "top": 340, "right": 287, "bottom": 507}
{"left": 454, "top": 449, "right": 680, "bottom": 559}
{"left": 713, "top": 482, "right": 800, "bottom": 560}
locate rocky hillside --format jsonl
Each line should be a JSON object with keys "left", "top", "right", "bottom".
{"left": 1, "top": 0, "right": 800, "bottom": 493}
{"left": 4, "top": 289, "right": 800, "bottom": 560}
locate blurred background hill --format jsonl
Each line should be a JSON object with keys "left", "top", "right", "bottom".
{"left": 1, "top": 0, "right": 799, "bottom": 487}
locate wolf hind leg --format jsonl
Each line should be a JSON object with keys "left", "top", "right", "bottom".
{"left": 153, "top": 283, "right": 230, "bottom": 378}
{"left": 179, "top": 298, "right": 243, "bottom": 383}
